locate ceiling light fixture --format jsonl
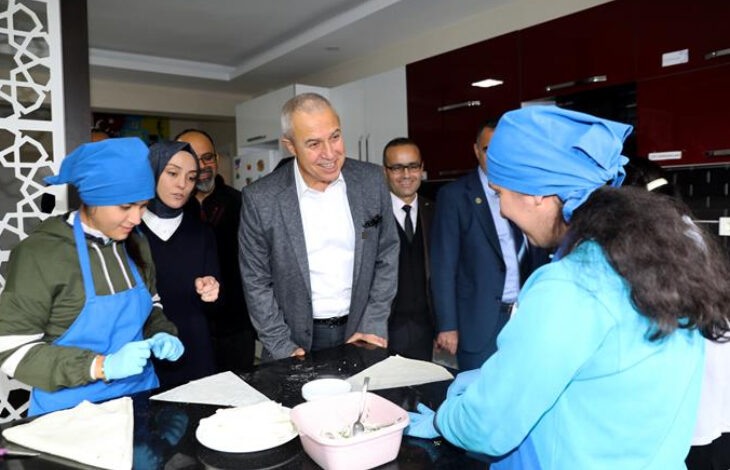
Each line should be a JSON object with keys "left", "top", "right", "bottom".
{"left": 471, "top": 78, "right": 504, "bottom": 88}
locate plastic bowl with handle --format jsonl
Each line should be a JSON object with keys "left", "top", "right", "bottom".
{"left": 290, "top": 392, "right": 409, "bottom": 470}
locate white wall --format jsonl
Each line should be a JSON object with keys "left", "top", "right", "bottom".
{"left": 300, "top": 0, "right": 612, "bottom": 87}
{"left": 92, "top": 79, "right": 244, "bottom": 183}
{"left": 91, "top": 78, "right": 249, "bottom": 118}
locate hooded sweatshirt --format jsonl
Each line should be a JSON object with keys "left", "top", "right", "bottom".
{"left": 0, "top": 214, "right": 177, "bottom": 392}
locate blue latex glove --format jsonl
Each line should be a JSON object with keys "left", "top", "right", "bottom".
{"left": 405, "top": 403, "right": 440, "bottom": 439}
{"left": 147, "top": 333, "right": 184, "bottom": 361}
{"left": 103, "top": 341, "right": 151, "bottom": 380}
{"left": 446, "top": 369, "right": 481, "bottom": 398}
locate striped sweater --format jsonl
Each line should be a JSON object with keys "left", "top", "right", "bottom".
{"left": 0, "top": 213, "right": 177, "bottom": 392}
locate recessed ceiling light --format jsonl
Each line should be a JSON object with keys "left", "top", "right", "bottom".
{"left": 471, "top": 78, "right": 504, "bottom": 88}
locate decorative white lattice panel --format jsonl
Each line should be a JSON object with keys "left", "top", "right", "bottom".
{"left": 0, "top": 0, "right": 65, "bottom": 422}
{"left": 0, "top": 0, "right": 65, "bottom": 291}
{"left": 0, "top": 371, "right": 30, "bottom": 421}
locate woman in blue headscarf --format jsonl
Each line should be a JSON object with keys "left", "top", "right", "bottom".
{"left": 0, "top": 137, "right": 184, "bottom": 416}
{"left": 405, "top": 106, "right": 730, "bottom": 469}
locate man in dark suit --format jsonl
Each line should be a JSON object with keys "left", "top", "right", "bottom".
{"left": 239, "top": 93, "right": 399, "bottom": 361}
{"left": 176, "top": 128, "right": 256, "bottom": 372}
{"left": 430, "top": 118, "right": 549, "bottom": 370}
{"left": 383, "top": 137, "right": 435, "bottom": 361}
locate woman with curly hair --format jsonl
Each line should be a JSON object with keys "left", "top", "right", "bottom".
{"left": 406, "top": 106, "right": 730, "bottom": 469}
{"left": 624, "top": 157, "right": 730, "bottom": 468}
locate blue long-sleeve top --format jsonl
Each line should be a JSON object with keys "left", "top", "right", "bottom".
{"left": 436, "top": 241, "right": 704, "bottom": 470}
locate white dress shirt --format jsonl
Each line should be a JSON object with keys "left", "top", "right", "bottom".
{"left": 390, "top": 192, "right": 418, "bottom": 231}
{"left": 294, "top": 163, "right": 355, "bottom": 320}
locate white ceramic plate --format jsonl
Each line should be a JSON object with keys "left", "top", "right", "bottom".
{"left": 195, "top": 402, "right": 298, "bottom": 453}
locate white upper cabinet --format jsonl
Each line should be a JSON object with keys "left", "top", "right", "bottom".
{"left": 235, "top": 84, "right": 329, "bottom": 150}
{"left": 329, "top": 67, "right": 408, "bottom": 164}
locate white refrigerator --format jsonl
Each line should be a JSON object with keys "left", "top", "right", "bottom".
{"left": 232, "top": 147, "right": 283, "bottom": 191}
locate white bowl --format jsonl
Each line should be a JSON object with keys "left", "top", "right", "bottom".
{"left": 301, "top": 378, "right": 352, "bottom": 401}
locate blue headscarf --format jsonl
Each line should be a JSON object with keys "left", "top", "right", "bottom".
{"left": 487, "top": 106, "right": 632, "bottom": 222}
{"left": 45, "top": 137, "right": 154, "bottom": 206}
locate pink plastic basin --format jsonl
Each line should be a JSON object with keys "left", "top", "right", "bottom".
{"left": 290, "top": 392, "right": 410, "bottom": 470}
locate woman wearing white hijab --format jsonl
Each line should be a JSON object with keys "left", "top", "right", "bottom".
{"left": 140, "top": 141, "right": 220, "bottom": 387}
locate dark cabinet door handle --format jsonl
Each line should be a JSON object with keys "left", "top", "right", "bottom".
{"left": 705, "top": 48, "right": 730, "bottom": 60}
{"left": 246, "top": 135, "right": 267, "bottom": 142}
{"left": 437, "top": 100, "right": 481, "bottom": 112}
{"left": 545, "top": 75, "right": 607, "bottom": 93}
{"left": 706, "top": 149, "right": 730, "bottom": 158}
{"left": 357, "top": 136, "right": 363, "bottom": 161}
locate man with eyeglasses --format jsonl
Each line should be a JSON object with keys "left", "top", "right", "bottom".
{"left": 176, "top": 129, "right": 256, "bottom": 372}
{"left": 382, "top": 137, "right": 435, "bottom": 361}
{"left": 430, "top": 118, "right": 549, "bottom": 370}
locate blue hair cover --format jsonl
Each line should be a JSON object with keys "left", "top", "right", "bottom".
{"left": 45, "top": 137, "right": 154, "bottom": 206}
{"left": 487, "top": 106, "right": 632, "bottom": 222}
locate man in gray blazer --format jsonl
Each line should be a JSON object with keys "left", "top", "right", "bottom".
{"left": 239, "top": 93, "right": 399, "bottom": 360}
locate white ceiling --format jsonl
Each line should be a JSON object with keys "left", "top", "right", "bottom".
{"left": 87, "top": 0, "right": 509, "bottom": 97}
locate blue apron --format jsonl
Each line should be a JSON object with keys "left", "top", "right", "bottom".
{"left": 29, "top": 215, "right": 159, "bottom": 416}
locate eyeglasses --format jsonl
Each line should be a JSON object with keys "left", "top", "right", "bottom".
{"left": 385, "top": 162, "right": 423, "bottom": 174}
{"left": 198, "top": 152, "right": 216, "bottom": 164}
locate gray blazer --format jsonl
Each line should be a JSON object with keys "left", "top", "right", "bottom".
{"left": 239, "top": 159, "right": 399, "bottom": 360}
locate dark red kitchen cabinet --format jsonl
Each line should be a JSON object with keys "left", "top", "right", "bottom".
{"left": 520, "top": 0, "right": 637, "bottom": 101}
{"left": 407, "top": 55, "right": 447, "bottom": 178}
{"left": 407, "top": 32, "right": 520, "bottom": 178}
{"left": 439, "top": 32, "right": 521, "bottom": 177}
{"left": 636, "top": 0, "right": 730, "bottom": 79}
{"left": 637, "top": 64, "right": 730, "bottom": 166}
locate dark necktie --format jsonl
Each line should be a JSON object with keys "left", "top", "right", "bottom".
{"left": 402, "top": 205, "right": 414, "bottom": 242}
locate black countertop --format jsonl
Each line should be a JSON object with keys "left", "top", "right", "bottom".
{"left": 2, "top": 344, "right": 488, "bottom": 469}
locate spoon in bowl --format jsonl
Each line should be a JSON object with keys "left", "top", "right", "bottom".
{"left": 352, "top": 376, "right": 370, "bottom": 437}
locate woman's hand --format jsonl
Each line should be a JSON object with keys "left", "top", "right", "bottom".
{"left": 195, "top": 276, "right": 219, "bottom": 302}
{"left": 103, "top": 341, "right": 152, "bottom": 380}
{"left": 405, "top": 403, "right": 440, "bottom": 439}
{"left": 147, "top": 332, "right": 185, "bottom": 361}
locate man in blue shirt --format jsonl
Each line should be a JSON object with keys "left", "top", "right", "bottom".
{"left": 430, "top": 118, "right": 548, "bottom": 370}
